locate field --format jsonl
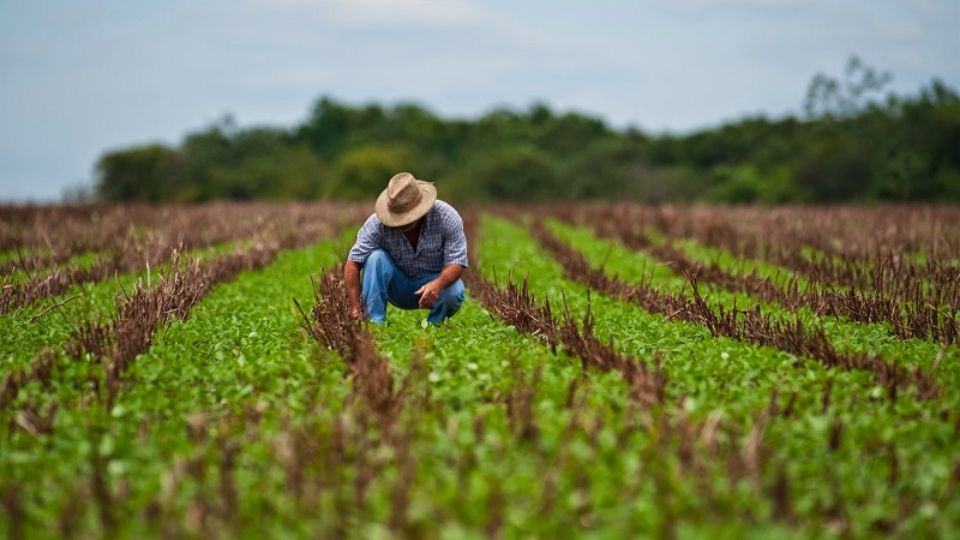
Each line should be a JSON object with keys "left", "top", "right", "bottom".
{"left": 1, "top": 202, "right": 958, "bottom": 538}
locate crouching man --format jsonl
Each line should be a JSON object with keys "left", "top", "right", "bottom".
{"left": 344, "top": 172, "right": 467, "bottom": 324}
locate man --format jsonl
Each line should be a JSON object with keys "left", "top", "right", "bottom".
{"left": 345, "top": 172, "right": 467, "bottom": 324}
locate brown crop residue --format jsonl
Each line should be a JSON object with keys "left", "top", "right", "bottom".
{"left": 0, "top": 203, "right": 360, "bottom": 316}
{"left": 528, "top": 218, "right": 938, "bottom": 401}
{"left": 463, "top": 212, "right": 666, "bottom": 407}
{"left": 0, "top": 208, "right": 356, "bottom": 414}
{"left": 61, "top": 244, "right": 276, "bottom": 407}
{"left": 567, "top": 205, "right": 959, "bottom": 348}
{"left": 299, "top": 265, "right": 402, "bottom": 421}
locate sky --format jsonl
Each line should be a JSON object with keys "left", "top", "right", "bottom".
{"left": 1, "top": 0, "right": 958, "bottom": 202}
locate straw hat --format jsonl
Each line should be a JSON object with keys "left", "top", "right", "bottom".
{"left": 375, "top": 172, "right": 437, "bottom": 227}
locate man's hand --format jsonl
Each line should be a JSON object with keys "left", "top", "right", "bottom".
{"left": 350, "top": 303, "right": 364, "bottom": 320}
{"left": 416, "top": 264, "right": 464, "bottom": 309}
{"left": 414, "top": 279, "right": 444, "bottom": 308}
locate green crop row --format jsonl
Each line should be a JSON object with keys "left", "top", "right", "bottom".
{"left": 545, "top": 218, "right": 960, "bottom": 401}
{"left": 482, "top": 216, "right": 960, "bottom": 537}
{"left": 0, "top": 234, "right": 351, "bottom": 536}
{"left": 363, "top": 299, "right": 803, "bottom": 538}
{"left": 2, "top": 213, "right": 958, "bottom": 538}
{"left": 0, "top": 240, "right": 247, "bottom": 374}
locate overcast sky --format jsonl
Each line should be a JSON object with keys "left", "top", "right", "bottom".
{"left": 1, "top": 0, "right": 958, "bottom": 202}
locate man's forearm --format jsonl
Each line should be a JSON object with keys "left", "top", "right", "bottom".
{"left": 434, "top": 264, "right": 464, "bottom": 289}
{"left": 344, "top": 260, "right": 362, "bottom": 309}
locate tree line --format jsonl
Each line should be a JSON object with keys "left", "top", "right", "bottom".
{"left": 94, "top": 58, "right": 960, "bottom": 203}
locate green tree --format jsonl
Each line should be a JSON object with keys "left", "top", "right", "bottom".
{"left": 326, "top": 144, "right": 417, "bottom": 200}
{"left": 95, "top": 144, "right": 180, "bottom": 202}
{"left": 208, "top": 144, "right": 326, "bottom": 201}
{"left": 90, "top": 65, "right": 960, "bottom": 204}
{"left": 803, "top": 56, "right": 893, "bottom": 119}
{"left": 471, "top": 145, "right": 559, "bottom": 201}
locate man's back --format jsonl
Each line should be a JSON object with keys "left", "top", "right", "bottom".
{"left": 347, "top": 200, "right": 468, "bottom": 279}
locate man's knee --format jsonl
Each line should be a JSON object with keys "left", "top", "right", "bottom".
{"left": 361, "top": 251, "right": 397, "bottom": 313}
{"left": 440, "top": 279, "right": 465, "bottom": 307}
{"left": 363, "top": 250, "right": 394, "bottom": 279}
{"left": 364, "top": 249, "right": 391, "bottom": 270}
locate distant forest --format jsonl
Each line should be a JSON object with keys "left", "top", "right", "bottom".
{"left": 94, "top": 58, "right": 960, "bottom": 203}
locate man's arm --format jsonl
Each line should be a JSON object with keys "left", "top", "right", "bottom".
{"left": 344, "top": 260, "right": 363, "bottom": 319}
{"left": 345, "top": 214, "right": 383, "bottom": 319}
{"left": 414, "top": 263, "right": 464, "bottom": 309}
{"left": 416, "top": 203, "right": 468, "bottom": 309}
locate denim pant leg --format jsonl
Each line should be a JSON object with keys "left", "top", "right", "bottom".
{"left": 361, "top": 249, "right": 419, "bottom": 323}
{"left": 425, "top": 278, "right": 466, "bottom": 324}
{"left": 362, "top": 250, "right": 465, "bottom": 324}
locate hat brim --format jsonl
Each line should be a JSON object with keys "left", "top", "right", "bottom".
{"left": 374, "top": 180, "right": 437, "bottom": 227}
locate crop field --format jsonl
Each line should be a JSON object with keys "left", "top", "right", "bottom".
{"left": 1, "top": 202, "right": 959, "bottom": 538}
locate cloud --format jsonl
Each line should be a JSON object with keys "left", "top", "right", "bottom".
{"left": 670, "top": 0, "right": 807, "bottom": 10}
{"left": 654, "top": 0, "right": 817, "bottom": 19}
{"left": 252, "top": 0, "right": 487, "bottom": 29}
{"left": 873, "top": 19, "right": 923, "bottom": 41}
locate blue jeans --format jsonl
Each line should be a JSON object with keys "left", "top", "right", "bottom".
{"left": 362, "top": 249, "right": 465, "bottom": 324}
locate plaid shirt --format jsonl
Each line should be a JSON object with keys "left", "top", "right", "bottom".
{"left": 347, "top": 200, "right": 469, "bottom": 279}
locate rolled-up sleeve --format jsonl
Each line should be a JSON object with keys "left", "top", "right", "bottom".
{"left": 347, "top": 214, "right": 383, "bottom": 264}
{"left": 441, "top": 208, "right": 469, "bottom": 268}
